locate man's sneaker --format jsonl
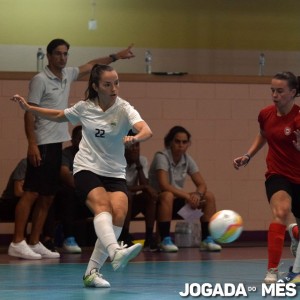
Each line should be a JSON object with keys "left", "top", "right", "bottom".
{"left": 29, "top": 242, "right": 60, "bottom": 259}
{"left": 264, "top": 268, "right": 278, "bottom": 284}
{"left": 278, "top": 266, "right": 300, "bottom": 286}
{"left": 8, "top": 240, "right": 42, "bottom": 260}
{"left": 143, "top": 237, "right": 158, "bottom": 252}
{"left": 111, "top": 242, "right": 142, "bottom": 271}
{"left": 63, "top": 237, "right": 82, "bottom": 254}
{"left": 288, "top": 223, "right": 299, "bottom": 257}
{"left": 200, "top": 236, "right": 222, "bottom": 252}
{"left": 159, "top": 236, "right": 178, "bottom": 252}
{"left": 83, "top": 268, "right": 110, "bottom": 288}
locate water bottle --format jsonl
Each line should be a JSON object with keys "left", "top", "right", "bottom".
{"left": 259, "top": 53, "right": 265, "bottom": 76}
{"left": 36, "top": 47, "right": 45, "bottom": 72}
{"left": 145, "top": 50, "right": 152, "bottom": 74}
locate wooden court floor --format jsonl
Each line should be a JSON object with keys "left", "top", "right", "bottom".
{"left": 0, "top": 245, "right": 296, "bottom": 300}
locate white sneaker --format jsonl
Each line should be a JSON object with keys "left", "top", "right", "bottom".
{"left": 83, "top": 268, "right": 110, "bottom": 288}
{"left": 264, "top": 268, "right": 278, "bottom": 284}
{"left": 288, "top": 223, "right": 299, "bottom": 257}
{"left": 8, "top": 240, "right": 42, "bottom": 260}
{"left": 159, "top": 236, "right": 179, "bottom": 252}
{"left": 63, "top": 237, "right": 82, "bottom": 254}
{"left": 200, "top": 236, "right": 222, "bottom": 252}
{"left": 30, "top": 242, "right": 60, "bottom": 259}
{"left": 111, "top": 242, "right": 142, "bottom": 271}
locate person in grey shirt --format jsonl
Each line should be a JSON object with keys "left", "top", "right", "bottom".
{"left": 149, "top": 126, "right": 221, "bottom": 252}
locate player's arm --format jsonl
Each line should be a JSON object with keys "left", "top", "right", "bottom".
{"left": 123, "top": 121, "right": 153, "bottom": 146}
{"left": 245, "top": 131, "right": 266, "bottom": 158}
{"left": 12, "top": 95, "right": 68, "bottom": 123}
{"left": 233, "top": 131, "right": 266, "bottom": 169}
{"left": 77, "top": 44, "right": 135, "bottom": 79}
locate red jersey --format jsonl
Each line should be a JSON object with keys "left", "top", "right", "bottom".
{"left": 258, "top": 104, "right": 300, "bottom": 183}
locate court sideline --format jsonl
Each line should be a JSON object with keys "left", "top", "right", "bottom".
{"left": 0, "top": 246, "right": 295, "bottom": 300}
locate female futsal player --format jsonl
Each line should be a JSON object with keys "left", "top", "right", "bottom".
{"left": 233, "top": 71, "right": 300, "bottom": 284}
{"left": 11, "top": 64, "right": 152, "bottom": 288}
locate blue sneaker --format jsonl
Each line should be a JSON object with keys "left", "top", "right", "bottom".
{"left": 200, "top": 236, "right": 222, "bottom": 252}
{"left": 63, "top": 236, "right": 82, "bottom": 253}
{"left": 159, "top": 236, "right": 178, "bottom": 252}
{"left": 278, "top": 266, "right": 300, "bottom": 286}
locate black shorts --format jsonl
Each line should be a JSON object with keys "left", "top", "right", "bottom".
{"left": 74, "top": 170, "right": 128, "bottom": 202}
{"left": 23, "top": 143, "right": 62, "bottom": 196}
{"left": 265, "top": 174, "right": 300, "bottom": 218}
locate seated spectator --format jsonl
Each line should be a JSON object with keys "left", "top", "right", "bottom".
{"left": 149, "top": 126, "right": 221, "bottom": 252}
{"left": 52, "top": 125, "right": 93, "bottom": 253}
{"left": 0, "top": 158, "right": 58, "bottom": 252}
{"left": 0, "top": 158, "right": 27, "bottom": 221}
{"left": 119, "top": 130, "right": 158, "bottom": 251}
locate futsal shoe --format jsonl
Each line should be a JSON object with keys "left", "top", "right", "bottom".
{"left": 288, "top": 223, "right": 299, "bottom": 257}
{"left": 83, "top": 268, "right": 110, "bottom": 288}
{"left": 278, "top": 266, "right": 300, "bottom": 286}
{"left": 159, "top": 236, "right": 178, "bottom": 252}
{"left": 111, "top": 242, "right": 142, "bottom": 271}
{"left": 8, "top": 240, "right": 42, "bottom": 260}
{"left": 199, "top": 236, "right": 222, "bottom": 252}
{"left": 29, "top": 242, "right": 60, "bottom": 259}
{"left": 264, "top": 268, "right": 278, "bottom": 284}
{"left": 63, "top": 237, "right": 82, "bottom": 254}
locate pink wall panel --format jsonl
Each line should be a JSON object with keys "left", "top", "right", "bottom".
{"left": 1, "top": 77, "right": 295, "bottom": 232}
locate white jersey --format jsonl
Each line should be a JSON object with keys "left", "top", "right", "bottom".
{"left": 64, "top": 97, "right": 143, "bottom": 179}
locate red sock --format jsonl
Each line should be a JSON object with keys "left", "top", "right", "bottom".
{"left": 292, "top": 225, "right": 299, "bottom": 240}
{"left": 268, "top": 223, "right": 286, "bottom": 269}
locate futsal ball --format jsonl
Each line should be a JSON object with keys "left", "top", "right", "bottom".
{"left": 209, "top": 210, "right": 243, "bottom": 243}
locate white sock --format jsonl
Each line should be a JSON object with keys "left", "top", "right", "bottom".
{"left": 85, "top": 239, "right": 106, "bottom": 276}
{"left": 93, "top": 212, "right": 120, "bottom": 260}
{"left": 292, "top": 218, "right": 300, "bottom": 273}
{"left": 113, "top": 225, "right": 123, "bottom": 241}
{"left": 85, "top": 225, "right": 123, "bottom": 276}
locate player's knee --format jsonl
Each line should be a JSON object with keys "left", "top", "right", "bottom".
{"left": 204, "top": 191, "right": 216, "bottom": 204}
{"left": 274, "top": 208, "right": 290, "bottom": 221}
{"left": 159, "top": 191, "right": 174, "bottom": 203}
